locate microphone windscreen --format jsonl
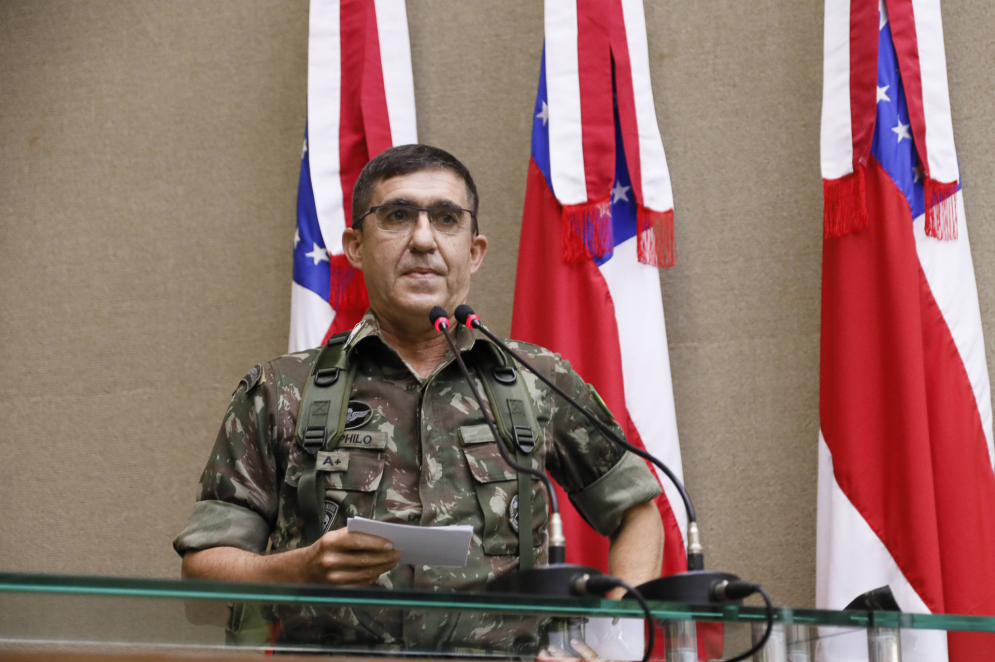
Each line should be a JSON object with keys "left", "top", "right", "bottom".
{"left": 429, "top": 306, "right": 449, "bottom": 329}
{"left": 454, "top": 304, "right": 475, "bottom": 326}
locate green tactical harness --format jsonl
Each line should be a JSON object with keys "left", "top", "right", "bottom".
{"left": 293, "top": 331, "right": 543, "bottom": 569}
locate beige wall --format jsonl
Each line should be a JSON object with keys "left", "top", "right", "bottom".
{"left": 2, "top": 0, "right": 994, "bottom": 612}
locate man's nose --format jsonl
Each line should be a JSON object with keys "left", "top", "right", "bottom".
{"left": 409, "top": 210, "right": 437, "bottom": 250}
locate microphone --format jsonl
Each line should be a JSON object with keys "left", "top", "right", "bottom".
{"left": 428, "top": 306, "right": 619, "bottom": 594}
{"left": 452, "top": 305, "right": 757, "bottom": 606}
{"left": 429, "top": 307, "right": 567, "bottom": 565}
{"left": 433, "top": 305, "right": 678, "bottom": 662}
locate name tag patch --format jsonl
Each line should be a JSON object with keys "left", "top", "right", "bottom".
{"left": 339, "top": 430, "right": 388, "bottom": 450}
{"left": 316, "top": 450, "right": 350, "bottom": 472}
{"left": 459, "top": 424, "right": 497, "bottom": 445}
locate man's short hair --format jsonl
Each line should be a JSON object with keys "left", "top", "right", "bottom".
{"left": 351, "top": 144, "right": 479, "bottom": 235}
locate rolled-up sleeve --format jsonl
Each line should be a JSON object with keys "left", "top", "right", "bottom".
{"left": 568, "top": 451, "right": 661, "bottom": 536}
{"left": 173, "top": 364, "right": 279, "bottom": 556}
{"left": 173, "top": 500, "right": 271, "bottom": 554}
{"left": 541, "top": 354, "right": 663, "bottom": 537}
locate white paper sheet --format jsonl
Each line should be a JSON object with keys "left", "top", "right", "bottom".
{"left": 346, "top": 517, "right": 473, "bottom": 567}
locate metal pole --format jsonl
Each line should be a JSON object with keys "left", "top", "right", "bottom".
{"left": 663, "top": 620, "right": 697, "bottom": 662}
{"left": 751, "top": 622, "right": 786, "bottom": 662}
{"left": 867, "top": 627, "right": 902, "bottom": 662}
{"left": 785, "top": 624, "right": 812, "bottom": 662}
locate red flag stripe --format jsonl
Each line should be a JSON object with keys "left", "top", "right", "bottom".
{"left": 576, "top": 0, "right": 615, "bottom": 203}
{"left": 848, "top": 0, "right": 880, "bottom": 173}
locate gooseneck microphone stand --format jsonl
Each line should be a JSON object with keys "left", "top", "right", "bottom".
{"left": 453, "top": 305, "right": 775, "bottom": 662}
{"left": 429, "top": 306, "right": 657, "bottom": 662}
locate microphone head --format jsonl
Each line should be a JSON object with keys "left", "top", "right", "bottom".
{"left": 454, "top": 304, "right": 481, "bottom": 329}
{"left": 429, "top": 306, "right": 450, "bottom": 332}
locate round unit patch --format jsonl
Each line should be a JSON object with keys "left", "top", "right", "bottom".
{"left": 344, "top": 401, "right": 373, "bottom": 430}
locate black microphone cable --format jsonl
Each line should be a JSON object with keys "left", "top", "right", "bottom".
{"left": 429, "top": 307, "right": 567, "bottom": 563}
{"left": 453, "top": 304, "right": 703, "bottom": 569}
{"left": 452, "top": 305, "right": 777, "bottom": 662}
{"left": 712, "top": 580, "right": 774, "bottom": 662}
{"left": 573, "top": 574, "right": 655, "bottom": 662}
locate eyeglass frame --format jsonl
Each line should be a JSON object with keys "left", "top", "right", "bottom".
{"left": 357, "top": 204, "right": 478, "bottom": 236}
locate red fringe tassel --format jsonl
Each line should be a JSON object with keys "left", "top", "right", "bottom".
{"left": 823, "top": 167, "right": 869, "bottom": 238}
{"left": 328, "top": 253, "right": 369, "bottom": 311}
{"left": 562, "top": 196, "right": 614, "bottom": 262}
{"left": 925, "top": 177, "right": 959, "bottom": 241}
{"left": 636, "top": 206, "right": 676, "bottom": 268}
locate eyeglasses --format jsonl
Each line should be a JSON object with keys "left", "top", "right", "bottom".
{"left": 359, "top": 204, "right": 475, "bottom": 235}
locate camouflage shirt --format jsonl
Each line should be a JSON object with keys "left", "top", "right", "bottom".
{"left": 174, "top": 311, "right": 661, "bottom": 649}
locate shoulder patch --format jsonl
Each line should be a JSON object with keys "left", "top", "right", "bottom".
{"left": 234, "top": 363, "right": 265, "bottom": 396}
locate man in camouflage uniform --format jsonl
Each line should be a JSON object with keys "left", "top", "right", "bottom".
{"left": 174, "top": 144, "right": 664, "bottom": 650}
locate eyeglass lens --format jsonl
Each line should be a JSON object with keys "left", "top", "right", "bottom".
{"left": 373, "top": 205, "right": 470, "bottom": 235}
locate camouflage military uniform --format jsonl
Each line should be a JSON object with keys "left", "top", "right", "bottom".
{"left": 174, "top": 311, "right": 661, "bottom": 650}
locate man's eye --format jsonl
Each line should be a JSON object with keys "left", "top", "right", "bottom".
{"left": 438, "top": 213, "right": 458, "bottom": 225}
{"left": 390, "top": 208, "right": 414, "bottom": 221}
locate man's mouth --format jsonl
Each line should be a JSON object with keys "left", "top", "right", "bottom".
{"left": 403, "top": 268, "right": 442, "bottom": 278}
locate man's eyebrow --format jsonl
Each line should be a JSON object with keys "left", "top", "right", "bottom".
{"left": 379, "top": 197, "right": 464, "bottom": 209}
{"left": 380, "top": 197, "right": 416, "bottom": 207}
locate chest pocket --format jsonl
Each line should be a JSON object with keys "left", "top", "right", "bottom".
{"left": 286, "top": 448, "right": 385, "bottom": 532}
{"left": 461, "top": 424, "right": 547, "bottom": 556}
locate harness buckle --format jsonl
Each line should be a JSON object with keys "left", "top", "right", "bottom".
{"left": 512, "top": 424, "right": 536, "bottom": 453}
{"left": 302, "top": 426, "right": 326, "bottom": 455}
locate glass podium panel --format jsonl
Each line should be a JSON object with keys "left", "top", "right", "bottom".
{"left": 2, "top": 573, "right": 994, "bottom": 661}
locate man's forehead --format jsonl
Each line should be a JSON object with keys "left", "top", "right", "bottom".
{"left": 373, "top": 169, "right": 469, "bottom": 207}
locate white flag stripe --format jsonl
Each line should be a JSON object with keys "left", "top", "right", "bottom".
{"left": 544, "top": 0, "right": 587, "bottom": 205}
{"left": 374, "top": 0, "right": 418, "bottom": 147}
{"left": 618, "top": 0, "right": 673, "bottom": 212}
{"left": 599, "top": 238, "right": 687, "bottom": 543}
{"left": 815, "top": 434, "right": 948, "bottom": 662}
{"left": 910, "top": 0, "right": 958, "bottom": 183}
{"left": 289, "top": 281, "right": 335, "bottom": 353}
{"left": 308, "top": 0, "right": 347, "bottom": 256}
{"left": 913, "top": 193, "right": 995, "bottom": 465}
{"left": 820, "top": 0, "right": 853, "bottom": 179}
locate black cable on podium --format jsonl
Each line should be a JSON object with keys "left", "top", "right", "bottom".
{"left": 451, "top": 304, "right": 776, "bottom": 662}
{"left": 429, "top": 307, "right": 656, "bottom": 662}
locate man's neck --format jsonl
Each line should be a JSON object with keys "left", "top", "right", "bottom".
{"left": 376, "top": 313, "right": 451, "bottom": 380}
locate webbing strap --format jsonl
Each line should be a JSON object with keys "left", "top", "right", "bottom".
{"left": 294, "top": 334, "right": 357, "bottom": 546}
{"left": 475, "top": 345, "right": 542, "bottom": 570}
{"left": 515, "top": 447, "right": 534, "bottom": 569}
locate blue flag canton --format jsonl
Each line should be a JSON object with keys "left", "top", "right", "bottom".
{"left": 293, "top": 126, "right": 331, "bottom": 302}
{"left": 529, "top": 45, "right": 639, "bottom": 266}
{"left": 871, "top": 10, "right": 926, "bottom": 221}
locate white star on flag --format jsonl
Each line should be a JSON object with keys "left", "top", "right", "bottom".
{"left": 302, "top": 138, "right": 308, "bottom": 159}
{"left": 892, "top": 118, "right": 911, "bottom": 143}
{"left": 877, "top": 85, "right": 891, "bottom": 103}
{"left": 536, "top": 101, "right": 549, "bottom": 127}
{"left": 294, "top": 228, "right": 301, "bottom": 248}
{"left": 879, "top": 0, "right": 888, "bottom": 29}
{"left": 305, "top": 242, "right": 329, "bottom": 266}
{"left": 913, "top": 163, "right": 923, "bottom": 183}
{"left": 611, "top": 181, "right": 631, "bottom": 203}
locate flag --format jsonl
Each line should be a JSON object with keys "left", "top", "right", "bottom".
{"left": 817, "top": 1, "right": 995, "bottom": 660}
{"left": 289, "top": 0, "right": 417, "bottom": 352}
{"left": 511, "top": 0, "right": 687, "bottom": 580}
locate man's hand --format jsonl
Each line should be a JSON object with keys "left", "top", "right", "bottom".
{"left": 537, "top": 639, "right": 601, "bottom": 662}
{"left": 302, "top": 529, "right": 403, "bottom": 586}
{"left": 181, "top": 531, "right": 402, "bottom": 586}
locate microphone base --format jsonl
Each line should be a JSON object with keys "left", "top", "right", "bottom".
{"left": 485, "top": 564, "right": 604, "bottom": 598}
{"left": 626, "top": 570, "right": 743, "bottom": 605}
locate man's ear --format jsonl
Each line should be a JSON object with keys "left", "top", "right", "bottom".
{"left": 341, "top": 226, "right": 364, "bottom": 270}
{"left": 468, "top": 232, "right": 488, "bottom": 275}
